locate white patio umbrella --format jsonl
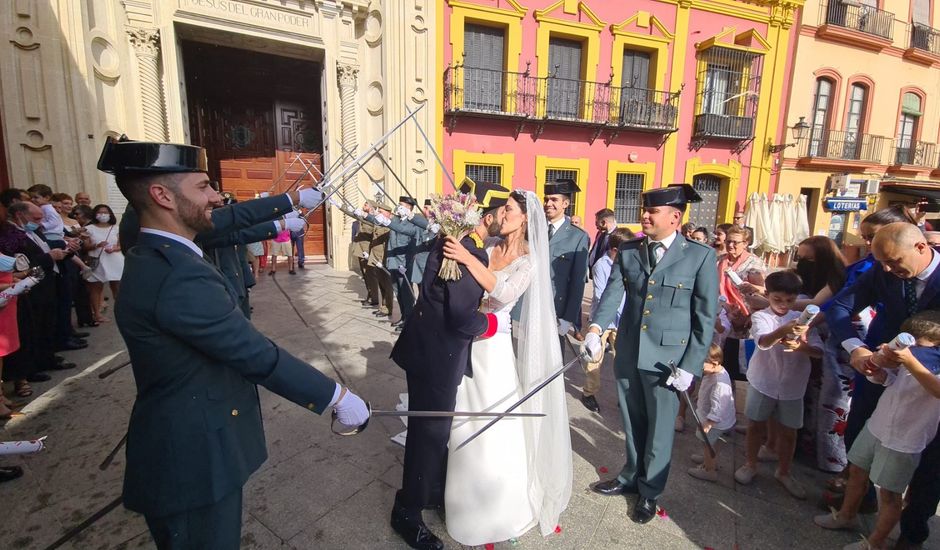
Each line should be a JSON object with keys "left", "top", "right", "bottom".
{"left": 744, "top": 192, "right": 767, "bottom": 251}
{"left": 764, "top": 194, "right": 785, "bottom": 253}
{"left": 793, "top": 194, "right": 810, "bottom": 245}
{"left": 780, "top": 194, "right": 795, "bottom": 251}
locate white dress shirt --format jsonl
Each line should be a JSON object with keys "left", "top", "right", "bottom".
{"left": 696, "top": 367, "right": 736, "bottom": 431}
{"left": 747, "top": 308, "right": 824, "bottom": 400}
{"left": 139, "top": 228, "right": 204, "bottom": 257}
{"left": 648, "top": 231, "right": 678, "bottom": 264}
{"left": 548, "top": 217, "right": 566, "bottom": 237}
{"left": 867, "top": 347, "right": 940, "bottom": 453}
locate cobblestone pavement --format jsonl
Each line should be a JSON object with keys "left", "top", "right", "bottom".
{"left": 0, "top": 264, "right": 936, "bottom": 549}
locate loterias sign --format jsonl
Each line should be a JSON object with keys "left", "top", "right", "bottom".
{"left": 824, "top": 198, "right": 868, "bottom": 212}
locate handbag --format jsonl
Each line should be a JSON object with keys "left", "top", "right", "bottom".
{"left": 87, "top": 225, "right": 115, "bottom": 271}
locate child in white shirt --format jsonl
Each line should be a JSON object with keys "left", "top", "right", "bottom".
{"left": 688, "top": 343, "right": 736, "bottom": 482}
{"left": 734, "top": 270, "right": 823, "bottom": 499}
{"left": 815, "top": 310, "right": 940, "bottom": 550}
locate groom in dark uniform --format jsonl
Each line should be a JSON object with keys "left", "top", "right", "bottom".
{"left": 390, "top": 179, "right": 513, "bottom": 550}
{"left": 98, "top": 136, "right": 369, "bottom": 549}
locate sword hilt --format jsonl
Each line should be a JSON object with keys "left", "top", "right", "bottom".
{"left": 330, "top": 402, "right": 373, "bottom": 436}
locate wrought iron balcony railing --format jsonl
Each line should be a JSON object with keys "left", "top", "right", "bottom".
{"left": 798, "top": 129, "right": 888, "bottom": 164}
{"left": 693, "top": 113, "right": 755, "bottom": 140}
{"left": 911, "top": 23, "right": 940, "bottom": 56}
{"left": 892, "top": 141, "right": 938, "bottom": 167}
{"left": 444, "top": 65, "right": 680, "bottom": 133}
{"left": 821, "top": 1, "right": 895, "bottom": 41}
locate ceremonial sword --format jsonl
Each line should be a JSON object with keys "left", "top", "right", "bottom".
{"left": 454, "top": 351, "right": 584, "bottom": 451}
{"left": 668, "top": 360, "right": 716, "bottom": 459}
{"left": 331, "top": 403, "right": 544, "bottom": 436}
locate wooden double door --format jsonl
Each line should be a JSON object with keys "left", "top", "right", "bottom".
{"left": 183, "top": 41, "right": 327, "bottom": 257}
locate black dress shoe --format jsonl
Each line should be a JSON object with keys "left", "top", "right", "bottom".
{"left": 390, "top": 509, "right": 444, "bottom": 550}
{"left": 49, "top": 362, "right": 77, "bottom": 371}
{"left": 374, "top": 311, "right": 390, "bottom": 318}
{"left": 631, "top": 497, "right": 657, "bottom": 524}
{"left": 591, "top": 478, "right": 637, "bottom": 496}
{"left": 56, "top": 339, "right": 88, "bottom": 351}
{"left": 26, "top": 373, "right": 51, "bottom": 383}
{"left": 581, "top": 394, "right": 600, "bottom": 412}
{"left": 72, "top": 331, "right": 90, "bottom": 338}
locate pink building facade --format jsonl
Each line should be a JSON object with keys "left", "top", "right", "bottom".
{"left": 438, "top": 0, "right": 803, "bottom": 233}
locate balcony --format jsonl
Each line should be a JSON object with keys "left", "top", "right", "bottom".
{"left": 693, "top": 114, "right": 755, "bottom": 141}
{"left": 817, "top": 1, "right": 895, "bottom": 51}
{"left": 796, "top": 129, "right": 889, "bottom": 170}
{"left": 904, "top": 23, "right": 940, "bottom": 64}
{"left": 444, "top": 65, "right": 680, "bottom": 137}
{"left": 889, "top": 141, "right": 938, "bottom": 174}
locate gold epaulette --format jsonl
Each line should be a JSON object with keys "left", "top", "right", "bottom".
{"left": 470, "top": 233, "right": 484, "bottom": 249}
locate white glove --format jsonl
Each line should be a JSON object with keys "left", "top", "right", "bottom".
{"left": 297, "top": 187, "right": 324, "bottom": 209}
{"left": 581, "top": 332, "right": 602, "bottom": 362}
{"left": 284, "top": 210, "right": 302, "bottom": 220}
{"left": 557, "top": 319, "right": 573, "bottom": 336}
{"left": 333, "top": 388, "right": 370, "bottom": 426}
{"left": 397, "top": 265, "right": 407, "bottom": 275}
{"left": 495, "top": 311, "right": 511, "bottom": 334}
{"left": 327, "top": 197, "right": 341, "bottom": 209}
{"left": 428, "top": 222, "right": 441, "bottom": 234}
{"left": 259, "top": 192, "right": 270, "bottom": 198}
{"left": 666, "top": 368, "right": 694, "bottom": 392}
{"left": 283, "top": 218, "right": 305, "bottom": 232}
{"left": 375, "top": 214, "right": 392, "bottom": 226}
{"left": 396, "top": 205, "right": 411, "bottom": 219}
{"left": 354, "top": 208, "right": 365, "bottom": 218}
{"left": 361, "top": 252, "right": 370, "bottom": 260}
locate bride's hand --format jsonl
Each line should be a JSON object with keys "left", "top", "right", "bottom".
{"left": 443, "top": 236, "right": 474, "bottom": 265}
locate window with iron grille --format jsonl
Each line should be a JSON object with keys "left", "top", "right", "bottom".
{"left": 545, "top": 168, "right": 578, "bottom": 216}
{"left": 614, "top": 173, "right": 644, "bottom": 224}
{"left": 694, "top": 46, "right": 762, "bottom": 140}
{"left": 465, "top": 164, "right": 502, "bottom": 186}
{"left": 689, "top": 174, "right": 722, "bottom": 231}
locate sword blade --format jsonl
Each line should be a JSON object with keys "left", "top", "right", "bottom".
{"left": 454, "top": 354, "right": 581, "bottom": 451}
{"left": 371, "top": 410, "right": 544, "bottom": 418}
{"left": 669, "top": 361, "right": 716, "bottom": 459}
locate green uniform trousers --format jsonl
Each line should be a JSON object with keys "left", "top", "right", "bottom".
{"left": 615, "top": 366, "right": 680, "bottom": 500}
{"left": 144, "top": 489, "right": 242, "bottom": 550}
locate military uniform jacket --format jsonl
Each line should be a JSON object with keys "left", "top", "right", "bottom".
{"left": 403, "top": 213, "right": 436, "bottom": 285}
{"left": 592, "top": 234, "right": 718, "bottom": 378}
{"left": 202, "top": 221, "right": 279, "bottom": 317}
{"left": 116, "top": 232, "right": 337, "bottom": 517}
{"left": 391, "top": 235, "right": 489, "bottom": 387}
{"left": 366, "top": 214, "right": 416, "bottom": 273}
{"left": 549, "top": 218, "right": 590, "bottom": 323}
{"left": 368, "top": 225, "right": 390, "bottom": 269}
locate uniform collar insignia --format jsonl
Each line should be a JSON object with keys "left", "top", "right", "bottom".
{"left": 470, "top": 233, "right": 484, "bottom": 249}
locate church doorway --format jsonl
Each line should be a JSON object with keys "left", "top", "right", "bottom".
{"left": 180, "top": 39, "right": 328, "bottom": 258}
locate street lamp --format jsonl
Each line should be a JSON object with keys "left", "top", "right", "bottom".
{"left": 768, "top": 117, "right": 810, "bottom": 153}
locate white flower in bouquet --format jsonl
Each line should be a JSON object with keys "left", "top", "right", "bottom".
{"left": 427, "top": 192, "right": 482, "bottom": 281}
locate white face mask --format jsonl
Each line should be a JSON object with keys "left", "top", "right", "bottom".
{"left": 96, "top": 213, "right": 110, "bottom": 223}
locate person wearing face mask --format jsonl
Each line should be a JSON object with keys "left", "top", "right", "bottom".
{"left": 0, "top": 201, "right": 68, "bottom": 396}
{"left": 82, "top": 204, "right": 124, "bottom": 324}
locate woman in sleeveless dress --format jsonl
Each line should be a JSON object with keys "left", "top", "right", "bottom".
{"left": 441, "top": 190, "right": 572, "bottom": 546}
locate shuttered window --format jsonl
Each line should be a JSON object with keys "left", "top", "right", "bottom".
{"left": 614, "top": 173, "right": 644, "bottom": 224}
{"left": 689, "top": 174, "right": 722, "bottom": 231}
{"left": 546, "top": 37, "right": 583, "bottom": 119}
{"left": 545, "top": 168, "right": 579, "bottom": 216}
{"left": 465, "top": 164, "right": 502, "bottom": 186}
{"left": 463, "top": 24, "right": 505, "bottom": 111}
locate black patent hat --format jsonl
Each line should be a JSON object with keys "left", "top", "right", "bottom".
{"left": 399, "top": 196, "right": 418, "bottom": 207}
{"left": 641, "top": 184, "right": 702, "bottom": 209}
{"left": 97, "top": 135, "right": 208, "bottom": 175}
{"left": 458, "top": 177, "right": 510, "bottom": 213}
{"left": 544, "top": 178, "right": 580, "bottom": 197}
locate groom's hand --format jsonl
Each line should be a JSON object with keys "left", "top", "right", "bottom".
{"left": 481, "top": 311, "right": 512, "bottom": 338}
{"left": 581, "top": 327, "right": 603, "bottom": 362}
{"left": 333, "top": 387, "right": 370, "bottom": 426}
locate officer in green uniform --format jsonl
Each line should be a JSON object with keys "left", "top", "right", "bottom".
{"left": 582, "top": 184, "right": 718, "bottom": 524}
{"left": 98, "top": 136, "right": 369, "bottom": 549}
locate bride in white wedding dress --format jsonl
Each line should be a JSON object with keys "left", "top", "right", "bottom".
{"left": 441, "top": 190, "right": 572, "bottom": 546}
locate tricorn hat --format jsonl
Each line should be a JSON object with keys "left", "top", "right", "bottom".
{"left": 97, "top": 135, "right": 207, "bottom": 175}
{"left": 458, "top": 177, "right": 510, "bottom": 213}
{"left": 544, "top": 178, "right": 580, "bottom": 197}
{"left": 423, "top": 198, "right": 432, "bottom": 206}
{"left": 399, "top": 196, "right": 418, "bottom": 207}
{"left": 641, "top": 184, "right": 702, "bottom": 211}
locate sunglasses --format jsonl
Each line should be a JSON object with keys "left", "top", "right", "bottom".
{"left": 726, "top": 240, "right": 746, "bottom": 245}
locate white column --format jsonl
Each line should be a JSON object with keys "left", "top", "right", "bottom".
{"left": 126, "top": 27, "right": 168, "bottom": 141}
{"left": 337, "top": 62, "right": 360, "bottom": 231}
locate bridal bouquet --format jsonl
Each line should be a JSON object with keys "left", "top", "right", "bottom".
{"left": 427, "top": 192, "right": 482, "bottom": 281}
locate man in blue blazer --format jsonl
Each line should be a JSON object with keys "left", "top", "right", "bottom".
{"left": 98, "top": 136, "right": 369, "bottom": 549}
{"left": 389, "top": 180, "right": 512, "bottom": 550}
{"left": 827, "top": 222, "right": 940, "bottom": 548}
{"left": 543, "top": 179, "right": 590, "bottom": 336}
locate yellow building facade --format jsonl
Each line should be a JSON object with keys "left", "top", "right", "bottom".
{"left": 777, "top": 0, "right": 940, "bottom": 257}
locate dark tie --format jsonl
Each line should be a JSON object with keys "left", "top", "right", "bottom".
{"left": 548, "top": 224, "right": 556, "bottom": 240}
{"left": 648, "top": 242, "right": 662, "bottom": 268}
{"left": 904, "top": 278, "right": 919, "bottom": 316}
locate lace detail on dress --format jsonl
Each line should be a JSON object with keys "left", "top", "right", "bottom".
{"left": 480, "top": 238, "right": 532, "bottom": 314}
